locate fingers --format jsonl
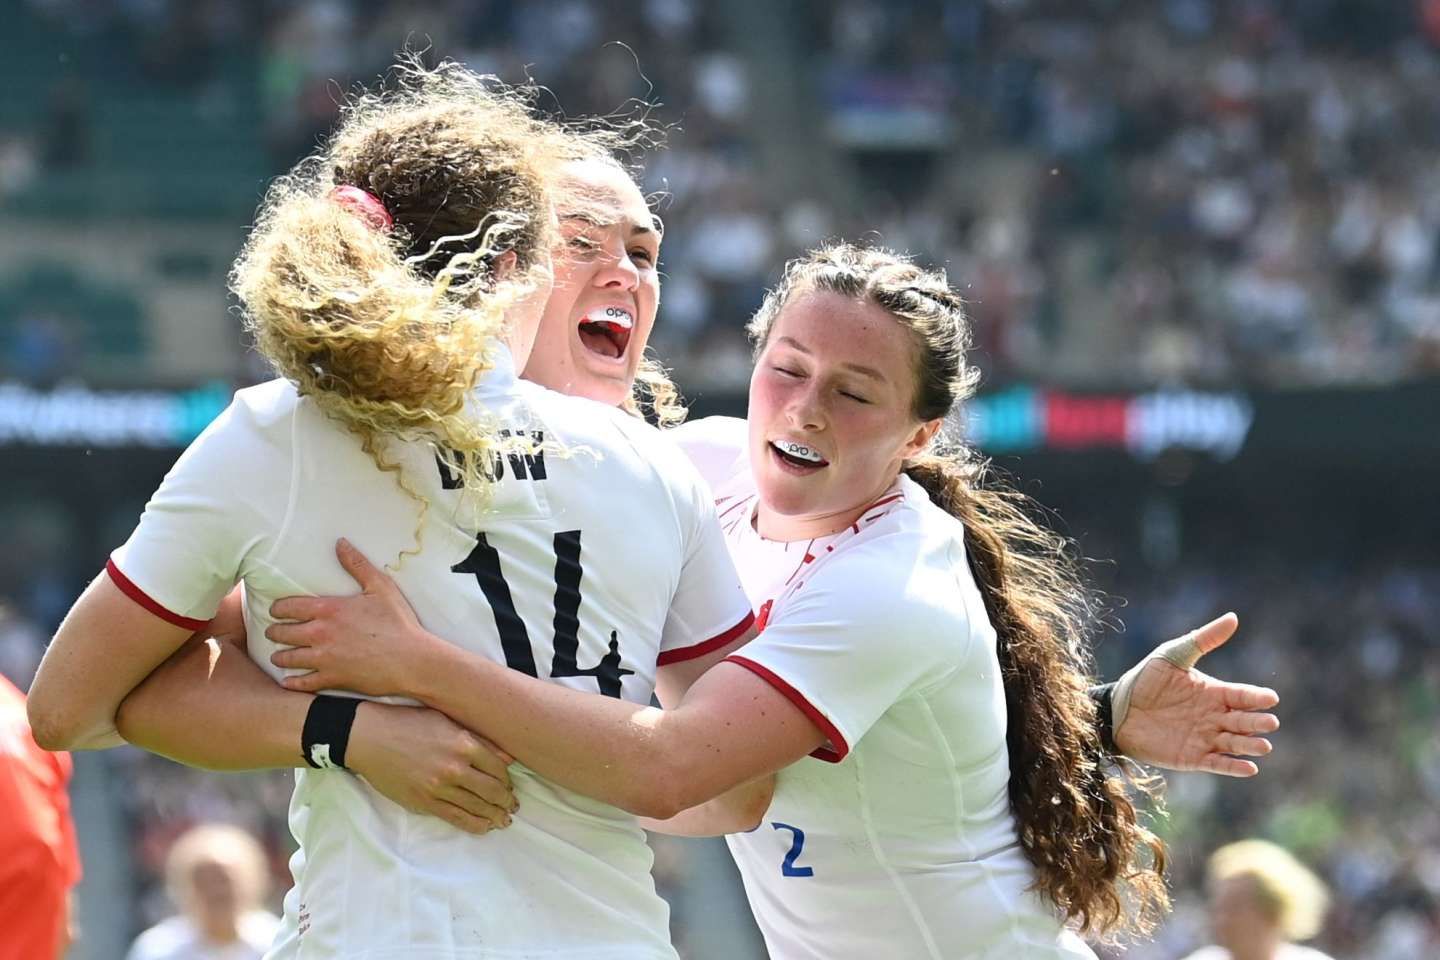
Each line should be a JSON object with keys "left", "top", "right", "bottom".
{"left": 1214, "top": 731, "right": 1272, "bottom": 758}
{"left": 336, "top": 538, "right": 385, "bottom": 592}
{"left": 446, "top": 767, "right": 518, "bottom": 816}
{"left": 1221, "top": 682, "right": 1279, "bottom": 711}
{"left": 466, "top": 736, "right": 514, "bottom": 784}
{"left": 270, "top": 596, "right": 327, "bottom": 622}
{"left": 1198, "top": 754, "right": 1260, "bottom": 778}
{"left": 477, "top": 736, "right": 515, "bottom": 766}
{"left": 1188, "top": 612, "right": 1239, "bottom": 658}
{"left": 1223, "top": 710, "right": 1279, "bottom": 736}
{"left": 270, "top": 647, "right": 320, "bottom": 671}
{"left": 281, "top": 671, "right": 328, "bottom": 693}
{"left": 1153, "top": 612, "right": 1237, "bottom": 670}
{"left": 265, "top": 620, "right": 321, "bottom": 647}
{"left": 430, "top": 798, "right": 508, "bottom": 836}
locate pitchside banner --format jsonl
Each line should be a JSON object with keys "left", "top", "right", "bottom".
{"left": 963, "top": 387, "right": 1254, "bottom": 460}
{"left": 3, "top": 378, "right": 1439, "bottom": 462}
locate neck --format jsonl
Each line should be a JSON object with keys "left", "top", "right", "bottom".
{"left": 1227, "top": 937, "right": 1283, "bottom": 960}
{"left": 199, "top": 914, "right": 240, "bottom": 944}
{"left": 754, "top": 471, "right": 902, "bottom": 542}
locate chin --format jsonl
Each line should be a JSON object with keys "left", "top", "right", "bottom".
{"left": 756, "top": 476, "right": 822, "bottom": 517}
{"left": 574, "top": 373, "right": 630, "bottom": 408}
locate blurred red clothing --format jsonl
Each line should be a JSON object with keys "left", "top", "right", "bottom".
{"left": 0, "top": 675, "right": 81, "bottom": 960}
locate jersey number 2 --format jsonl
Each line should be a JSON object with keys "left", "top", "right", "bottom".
{"left": 771, "top": 822, "right": 814, "bottom": 877}
{"left": 453, "top": 530, "right": 634, "bottom": 698}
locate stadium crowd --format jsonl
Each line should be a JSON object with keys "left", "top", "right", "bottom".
{"left": 4, "top": 0, "right": 1440, "bottom": 388}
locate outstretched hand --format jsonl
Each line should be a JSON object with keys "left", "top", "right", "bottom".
{"left": 267, "top": 539, "right": 439, "bottom": 698}
{"left": 1112, "top": 613, "right": 1280, "bottom": 777}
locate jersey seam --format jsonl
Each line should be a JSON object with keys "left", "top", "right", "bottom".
{"left": 920, "top": 690, "right": 1028, "bottom": 948}
{"left": 262, "top": 395, "right": 304, "bottom": 565}
{"left": 853, "top": 747, "right": 945, "bottom": 959}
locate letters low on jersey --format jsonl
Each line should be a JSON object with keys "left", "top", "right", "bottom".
{"left": 670, "top": 417, "right": 1095, "bottom": 960}
{"left": 109, "top": 350, "right": 753, "bottom": 960}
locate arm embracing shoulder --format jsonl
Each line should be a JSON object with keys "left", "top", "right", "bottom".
{"left": 28, "top": 389, "right": 292, "bottom": 751}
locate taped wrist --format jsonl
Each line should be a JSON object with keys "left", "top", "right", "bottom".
{"left": 302, "top": 695, "right": 361, "bottom": 770}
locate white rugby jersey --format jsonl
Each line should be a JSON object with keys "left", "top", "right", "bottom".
{"left": 671, "top": 417, "right": 1094, "bottom": 960}
{"left": 109, "top": 349, "right": 754, "bottom": 960}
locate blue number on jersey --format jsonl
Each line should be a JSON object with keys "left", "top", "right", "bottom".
{"left": 771, "top": 822, "right": 814, "bottom": 877}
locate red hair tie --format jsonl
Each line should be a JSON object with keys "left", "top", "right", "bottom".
{"left": 329, "top": 185, "right": 393, "bottom": 232}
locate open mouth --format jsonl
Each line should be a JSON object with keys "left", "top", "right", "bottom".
{"left": 770, "top": 439, "right": 828, "bottom": 471}
{"left": 577, "top": 306, "right": 634, "bottom": 361}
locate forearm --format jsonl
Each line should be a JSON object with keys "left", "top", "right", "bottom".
{"left": 640, "top": 775, "right": 776, "bottom": 838}
{"left": 28, "top": 573, "right": 194, "bottom": 752}
{"left": 406, "top": 643, "right": 683, "bottom": 816}
{"left": 403, "top": 638, "right": 776, "bottom": 819}
{"left": 117, "top": 637, "right": 313, "bottom": 770}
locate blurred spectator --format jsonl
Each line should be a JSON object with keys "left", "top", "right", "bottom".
{"left": 0, "top": 673, "right": 81, "bottom": 960}
{"left": 38, "top": 77, "right": 90, "bottom": 170}
{"left": 126, "top": 823, "right": 280, "bottom": 960}
{"left": 1181, "top": 839, "right": 1333, "bottom": 960}
{"left": 0, "top": 602, "right": 45, "bottom": 690}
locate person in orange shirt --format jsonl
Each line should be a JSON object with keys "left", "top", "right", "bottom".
{"left": 0, "top": 673, "right": 82, "bottom": 960}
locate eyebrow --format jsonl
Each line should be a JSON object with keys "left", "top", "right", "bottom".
{"left": 774, "top": 336, "right": 887, "bottom": 381}
{"left": 560, "top": 211, "right": 661, "bottom": 242}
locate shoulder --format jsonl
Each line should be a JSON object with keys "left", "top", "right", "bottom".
{"left": 803, "top": 522, "right": 965, "bottom": 635}
{"left": 516, "top": 383, "right": 708, "bottom": 492}
{"left": 515, "top": 381, "right": 652, "bottom": 449}
{"left": 240, "top": 909, "right": 281, "bottom": 948}
{"left": 228, "top": 378, "right": 302, "bottom": 428}
{"left": 1178, "top": 948, "right": 1229, "bottom": 960}
{"left": 191, "top": 378, "right": 301, "bottom": 454}
{"left": 666, "top": 416, "right": 748, "bottom": 488}
{"left": 127, "top": 915, "right": 196, "bottom": 959}
{"left": 1281, "top": 947, "right": 1335, "bottom": 960}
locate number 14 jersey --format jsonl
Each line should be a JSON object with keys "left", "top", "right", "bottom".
{"left": 109, "top": 350, "right": 753, "bottom": 960}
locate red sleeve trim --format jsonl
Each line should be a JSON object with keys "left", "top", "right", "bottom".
{"left": 724, "top": 655, "right": 848, "bottom": 763}
{"left": 104, "top": 559, "right": 209, "bottom": 631}
{"left": 658, "top": 610, "right": 756, "bottom": 666}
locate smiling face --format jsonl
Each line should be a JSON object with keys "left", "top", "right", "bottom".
{"left": 521, "top": 159, "right": 660, "bottom": 406}
{"left": 748, "top": 290, "right": 942, "bottom": 540}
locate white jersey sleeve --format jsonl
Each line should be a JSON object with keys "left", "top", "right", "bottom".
{"left": 665, "top": 416, "right": 747, "bottom": 491}
{"left": 648, "top": 422, "right": 754, "bottom": 665}
{"left": 725, "top": 533, "right": 968, "bottom": 761}
{"left": 108, "top": 382, "right": 296, "bottom": 628}
{"left": 656, "top": 484, "right": 754, "bottom": 666}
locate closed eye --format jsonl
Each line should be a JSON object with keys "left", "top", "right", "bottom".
{"left": 772, "top": 366, "right": 802, "bottom": 378}
{"left": 840, "top": 391, "right": 870, "bottom": 404}
{"left": 629, "top": 248, "right": 655, "bottom": 266}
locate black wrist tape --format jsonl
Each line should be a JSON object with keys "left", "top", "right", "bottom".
{"left": 1088, "top": 682, "right": 1118, "bottom": 754}
{"left": 302, "top": 695, "right": 361, "bottom": 770}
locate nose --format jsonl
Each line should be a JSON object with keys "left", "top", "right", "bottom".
{"left": 593, "top": 240, "right": 640, "bottom": 292}
{"left": 784, "top": 382, "right": 825, "bottom": 432}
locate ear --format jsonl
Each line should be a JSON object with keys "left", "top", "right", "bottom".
{"left": 490, "top": 249, "right": 519, "bottom": 280}
{"left": 901, "top": 417, "right": 944, "bottom": 460}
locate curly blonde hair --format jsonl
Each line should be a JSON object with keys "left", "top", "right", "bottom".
{"left": 748, "top": 243, "right": 1169, "bottom": 940}
{"left": 624, "top": 355, "right": 689, "bottom": 427}
{"left": 230, "top": 61, "right": 624, "bottom": 536}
